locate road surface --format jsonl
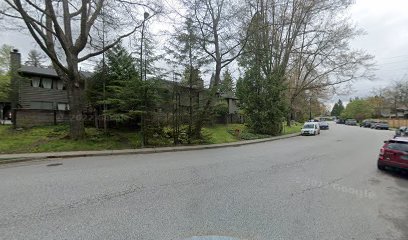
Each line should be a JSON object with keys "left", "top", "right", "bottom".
{"left": 0, "top": 124, "right": 407, "bottom": 240}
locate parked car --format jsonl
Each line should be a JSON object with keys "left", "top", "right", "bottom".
{"left": 395, "top": 126, "right": 408, "bottom": 138}
{"left": 373, "top": 121, "right": 389, "bottom": 130}
{"left": 345, "top": 119, "right": 357, "bottom": 126}
{"left": 319, "top": 121, "right": 329, "bottom": 130}
{"left": 378, "top": 137, "right": 408, "bottom": 171}
{"left": 370, "top": 120, "right": 380, "bottom": 129}
{"left": 360, "top": 119, "right": 373, "bottom": 128}
{"left": 336, "top": 119, "right": 345, "bottom": 124}
{"left": 301, "top": 122, "right": 320, "bottom": 136}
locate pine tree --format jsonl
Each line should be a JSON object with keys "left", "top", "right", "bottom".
{"left": 236, "top": 10, "right": 287, "bottom": 135}
{"left": 166, "top": 16, "right": 208, "bottom": 141}
{"left": 219, "top": 69, "right": 234, "bottom": 95}
{"left": 331, "top": 99, "right": 345, "bottom": 116}
{"left": 25, "top": 49, "right": 47, "bottom": 67}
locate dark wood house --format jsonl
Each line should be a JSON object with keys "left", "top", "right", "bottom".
{"left": 10, "top": 50, "right": 73, "bottom": 127}
{"left": 9, "top": 49, "right": 242, "bottom": 128}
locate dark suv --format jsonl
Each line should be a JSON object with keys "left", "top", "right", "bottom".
{"left": 345, "top": 119, "right": 357, "bottom": 126}
{"left": 360, "top": 119, "right": 373, "bottom": 128}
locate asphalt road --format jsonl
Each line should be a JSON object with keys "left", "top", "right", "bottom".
{"left": 0, "top": 123, "right": 407, "bottom": 240}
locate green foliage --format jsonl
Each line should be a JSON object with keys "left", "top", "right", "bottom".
{"left": 165, "top": 16, "right": 207, "bottom": 70}
{"left": 0, "top": 74, "right": 10, "bottom": 102}
{"left": 236, "top": 67, "right": 287, "bottom": 136}
{"left": 0, "top": 123, "right": 301, "bottom": 154}
{"left": 0, "top": 44, "right": 13, "bottom": 73}
{"left": 213, "top": 101, "right": 229, "bottom": 118}
{"left": 181, "top": 66, "right": 203, "bottom": 88}
{"left": 331, "top": 99, "right": 344, "bottom": 116}
{"left": 219, "top": 69, "right": 234, "bottom": 94}
{"left": 87, "top": 43, "right": 160, "bottom": 123}
{"left": 0, "top": 125, "right": 142, "bottom": 154}
{"left": 340, "top": 99, "right": 374, "bottom": 121}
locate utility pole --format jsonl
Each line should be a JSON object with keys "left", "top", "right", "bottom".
{"left": 102, "top": 5, "right": 107, "bottom": 133}
{"left": 188, "top": 35, "right": 193, "bottom": 144}
{"left": 309, "top": 97, "right": 312, "bottom": 120}
{"left": 140, "top": 12, "right": 149, "bottom": 147}
{"left": 305, "top": 90, "right": 312, "bottom": 120}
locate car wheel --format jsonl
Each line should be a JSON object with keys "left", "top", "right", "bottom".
{"left": 377, "top": 163, "right": 386, "bottom": 171}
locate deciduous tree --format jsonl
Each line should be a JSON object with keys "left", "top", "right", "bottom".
{"left": 183, "top": 0, "right": 250, "bottom": 137}
{"left": 0, "top": 44, "right": 13, "bottom": 73}
{"left": 1, "top": 0, "right": 161, "bottom": 139}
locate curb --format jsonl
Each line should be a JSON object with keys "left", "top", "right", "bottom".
{"left": 0, "top": 133, "right": 300, "bottom": 165}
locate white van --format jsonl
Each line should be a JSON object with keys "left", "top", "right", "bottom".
{"left": 301, "top": 122, "right": 320, "bottom": 136}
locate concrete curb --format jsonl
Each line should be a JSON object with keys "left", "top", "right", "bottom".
{"left": 0, "top": 133, "right": 300, "bottom": 165}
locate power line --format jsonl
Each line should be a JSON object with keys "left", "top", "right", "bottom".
{"left": 380, "top": 54, "right": 408, "bottom": 60}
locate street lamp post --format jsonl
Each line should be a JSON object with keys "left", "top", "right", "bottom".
{"left": 309, "top": 97, "right": 312, "bottom": 120}
{"left": 305, "top": 90, "right": 312, "bottom": 120}
{"left": 140, "top": 12, "right": 149, "bottom": 147}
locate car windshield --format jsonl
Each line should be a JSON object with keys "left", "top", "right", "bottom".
{"left": 303, "top": 124, "right": 315, "bottom": 128}
{"left": 386, "top": 141, "right": 408, "bottom": 152}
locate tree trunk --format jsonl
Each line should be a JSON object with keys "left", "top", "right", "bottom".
{"left": 67, "top": 78, "right": 85, "bottom": 140}
{"left": 286, "top": 100, "right": 295, "bottom": 126}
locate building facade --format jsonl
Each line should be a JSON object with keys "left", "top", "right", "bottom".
{"left": 10, "top": 50, "right": 70, "bottom": 127}
{"left": 9, "top": 49, "right": 242, "bottom": 128}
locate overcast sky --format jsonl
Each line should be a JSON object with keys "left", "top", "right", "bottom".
{"left": 1, "top": 0, "right": 408, "bottom": 106}
{"left": 339, "top": 0, "right": 408, "bottom": 104}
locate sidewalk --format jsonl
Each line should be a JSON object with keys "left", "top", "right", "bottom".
{"left": 0, "top": 133, "right": 300, "bottom": 164}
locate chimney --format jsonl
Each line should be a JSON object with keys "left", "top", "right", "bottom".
{"left": 10, "top": 49, "right": 21, "bottom": 72}
{"left": 9, "top": 49, "right": 21, "bottom": 123}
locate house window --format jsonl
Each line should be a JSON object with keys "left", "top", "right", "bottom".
{"left": 30, "top": 101, "right": 54, "bottom": 110}
{"left": 55, "top": 80, "right": 64, "bottom": 90}
{"left": 57, "top": 103, "right": 69, "bottom": 111}
{"left": 31, "top": 77, "right": 40, "bottom": 87}
{"left": 42, "top": 78, "right": 52, "bottom": 89}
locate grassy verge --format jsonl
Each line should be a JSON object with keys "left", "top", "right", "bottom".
{"left": 0, "top": 123, "right": 301, "bottom": 154}
{"left": 0, "top": 125, "right": 142, "bottom": 154}
{"left": 282, "top": 122, "right": 303, "bottom": 135}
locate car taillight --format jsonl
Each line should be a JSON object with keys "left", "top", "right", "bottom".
{"left": 379, "top": 147, "right": 385, "bottom": 157}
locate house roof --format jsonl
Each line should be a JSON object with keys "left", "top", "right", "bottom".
{"left": 19, "top": 65, "right": 58, "bottom": 77}
{"left": 18, "top": 65, "right": 92, "bottom": 78}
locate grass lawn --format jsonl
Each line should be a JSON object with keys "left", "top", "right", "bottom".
{"left": 0, "top": 122, "right": 301, "bottom": 154}
{"left": 282, "top": 122, "right": 303, "bottom": 135}
{"left": 0, "top": 125, "right": 142, "bottom": 154}
{"left": 203, "top": 124, "right": 246, "bottom": 144}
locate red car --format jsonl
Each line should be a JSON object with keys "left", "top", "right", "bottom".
{"left": 378, "top": 137, "right": 408, "bottom": 171}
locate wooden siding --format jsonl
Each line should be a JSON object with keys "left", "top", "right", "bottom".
{"left": 18, "top": 76, "right": 68, "bottom": 109}
{"left": 15, "top": 109, "right": 70, "bottom": 127}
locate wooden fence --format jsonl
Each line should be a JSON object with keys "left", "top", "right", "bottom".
{"left": 384, "top": 119, "right": 408, "bottom": 128}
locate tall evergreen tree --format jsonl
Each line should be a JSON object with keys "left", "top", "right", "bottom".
{"left": 237, "top": 10, "right": 287, "bottom": 135}
{"left": 87, "top": 43, "right": 158, "bottom": 130}
{"left": 166, "top": 16, "right": 207, "bottom": 141}
{"left": 330, "top": 99, "right": 344, "bottom": 116}
{"left": 219, "top": 69, "right": 234, "bottom": 95}
{"left": 25, "top": 49, "right": 47, "bottom": 67}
